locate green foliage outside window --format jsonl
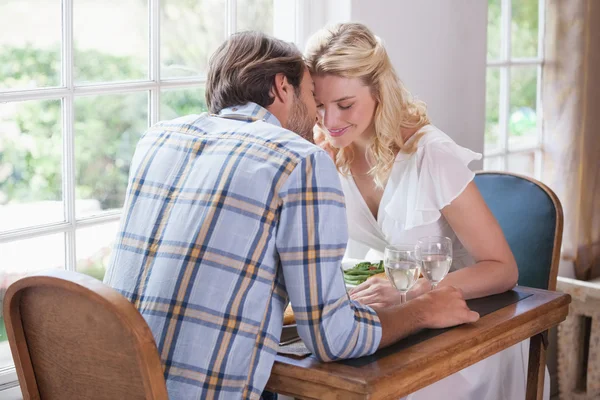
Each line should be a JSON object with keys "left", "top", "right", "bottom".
{"left": 486, "top": 0, "right": 540, "bottom": 147}
{"left": 0, "top": 45, "right": 209, "bottom": 209}
{"left": 1, "top": 0, "right": 539, "bottom": 284}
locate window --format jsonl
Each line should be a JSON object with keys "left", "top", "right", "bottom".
{"left": 485, "top": 0, "right": 545, "bottom": 178}
{"left": 0, "top": 0, "right": 296, "bottom": 385}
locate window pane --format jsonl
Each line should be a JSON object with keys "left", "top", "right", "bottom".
{"left": 509, "top": 66, "right": 538, "bottom": 150}
{"left": 161, "top": 0, "right": 227, "bottom": 79}
{"left": 485, "top": 68, "right": 501, "bottom": 154}
{"left": 160, "top": 87, "right": 208, "bottom": 120}
{"left": 487, "top": 0, "right": 502, "bottom": 60}
{"left": 237, "top": 0, "right": 274, "bottom": 35}
{"left": 0, "top": 233, "right": 65, "bottom": 370}
{"left": 484, "top": 155, "right": 505, "bottom": 171}
{"left": 77, "top": 221, "right": 120, "bottom": 281}
{"left": 0, "top": 100, "right": 63, "bottom": 232}
{"left": 74, "top": 92, "right": 148, "bottom": 218}
{"left": 507, "top": 152, "right": 535, "bottom": 177}
{"left": 74, "top": 0, "right": 148, "bottom": 84}
{"left": 511, "top": 0, "right": 539, "bottom": 58}
{"left": 0, "top": 0, "right": 61, "bottom": 90}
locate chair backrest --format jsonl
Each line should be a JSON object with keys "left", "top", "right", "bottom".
{"left": 3, "top": 270, "right": 168, "bottom": 400}
{"left": 474, "top": 171, "right": 563, "bottom": 291}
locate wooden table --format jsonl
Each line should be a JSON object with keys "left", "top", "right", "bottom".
{"left": 266, "top": 287, "right": 571, "bottom": 400}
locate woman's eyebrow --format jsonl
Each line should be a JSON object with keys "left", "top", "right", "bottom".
{"left": 332, "top": 96, "right": 356, "bottom": 102}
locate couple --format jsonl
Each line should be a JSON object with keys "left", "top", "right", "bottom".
{"left": 104, "top": 23, "right": 534, "bottom": 400}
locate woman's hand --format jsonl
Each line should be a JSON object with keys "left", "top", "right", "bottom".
{"left": 349, "top": 277, "right": 431, "bottom": 308}
{"left": 406, "top": 278, "right": 432, "bottom": 300}
{"left": 313, "top": 125, "right": 336, "bottom": 160}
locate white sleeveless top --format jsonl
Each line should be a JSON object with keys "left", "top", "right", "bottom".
{"left": 340, "top": 124, "right": 481, "bottom": 271}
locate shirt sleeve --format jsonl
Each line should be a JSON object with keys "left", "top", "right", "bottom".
{"left": 384, "top": 140, "right": 482, "bottom": 231}
{"left": 276, "top": 150, "right": 382, "bottom": 361}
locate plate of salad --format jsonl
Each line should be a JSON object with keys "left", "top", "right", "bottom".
{"left": 341, "top": 258, "right": 385, "bottom": 287}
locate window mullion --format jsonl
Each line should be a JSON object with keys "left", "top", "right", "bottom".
{"left": 499, "top": 0, "right": 512, "bottom": 162}
{"left": 0, "top": 213, "right": 122, "bottom": 244}
{"left": 0, "top": 88, "right": 70, "bottom": 103}
{"left": 62, "top": 0, "right": 76, "bottom": 271}
{"left": 536, "top": 0, "right": 546, "bottom": 177}
{"left": 487, "top": 58, "right": 543, "bottom": 67}
{"left": 535, "top": 64, "right": 543, "bottom": 177}
{"left": 150, "top": 0, "right": 160, "bottom": 126}
{"left": 294, "top": 0, "right": 303, "bottom": 46}
{"left": 498, "top": 66, "right": 510, "bottom": 154}
{"left": 159, "top": 78, "right": 206, "bottom": 89}
{"left": 227, "top": 0, "right": 237, "bottom": 36}
{"left": 537, "top": 0, "right": 546, "bottom": 59}
{"left": 500, "top": 0, "right": 512, "bottom": 62}
{"left": 74, "top": 81, "right": 158, "bottom": 96}
{"left": 0, "top": 222, "right": 74, "bottom": 244}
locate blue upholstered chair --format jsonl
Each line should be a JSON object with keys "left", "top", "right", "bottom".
{"left": 474, "top": 171, "right": 564, "bottom": 400}
{"left": 474, "top": 171, "right": 563, "bottom": 291}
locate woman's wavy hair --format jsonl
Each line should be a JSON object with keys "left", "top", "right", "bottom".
{"left": 305, "top": 23, "right": 430, "bottom": 187}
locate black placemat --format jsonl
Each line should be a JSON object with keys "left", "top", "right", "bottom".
{"left": 340, "top": 288, "right": 532, "bottom": 367}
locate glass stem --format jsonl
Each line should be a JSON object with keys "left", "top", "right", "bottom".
{"left": 400, "top": 292, "right": 407, "bottom": 304}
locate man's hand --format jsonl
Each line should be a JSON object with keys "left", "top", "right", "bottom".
{"left": 373, "top": 285, "right": 479, "bottom": 348}
{"left": 411, "top": 286, "right": 480, "bottom": 329}
{"left": 350, "top": 277, "right": 431, "bottom": 307}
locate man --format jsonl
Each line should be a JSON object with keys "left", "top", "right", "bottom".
{"left": 104, "top": 31, "right": 479, "bottom": 400}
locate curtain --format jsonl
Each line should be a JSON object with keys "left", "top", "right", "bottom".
{"left": 542, "top": 0, "right": 600, "bottom": 281}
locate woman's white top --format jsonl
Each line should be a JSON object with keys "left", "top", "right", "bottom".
{"left": 341, "top": 124, "right": 479, "bottom": 270}
{"left": 339, "top": 124, "right": 548, "bottom": 400}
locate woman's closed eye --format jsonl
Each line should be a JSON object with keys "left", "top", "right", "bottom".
{"left": 338, "top": 103, "right": 353, "bottom": 110}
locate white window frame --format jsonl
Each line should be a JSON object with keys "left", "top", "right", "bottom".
{"left": 0, "top": 0, "right": 305, "bottom": 389}
{"left": 484, "top": 0, "right": 546, "bottom": 179}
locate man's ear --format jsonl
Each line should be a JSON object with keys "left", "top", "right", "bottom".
{"left": 270, "top": 73, "right": 292, "bottom": 104}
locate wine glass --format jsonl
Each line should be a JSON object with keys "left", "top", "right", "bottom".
{"left": 415, "top": 236, "right": 453, "bottom": 290}
{"left": 383, "top": 244, "right": 421, "bottom": 304}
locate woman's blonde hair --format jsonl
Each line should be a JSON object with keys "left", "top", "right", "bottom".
{"left": 305, "top": 23, "right": 430, "bottom": 187}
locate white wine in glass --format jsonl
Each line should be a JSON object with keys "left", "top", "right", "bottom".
{"left": 416, "top": 236, "right": 453, "bottom": 289}
{"left": 384, "top": 245, "right": 420, "bottom": 304}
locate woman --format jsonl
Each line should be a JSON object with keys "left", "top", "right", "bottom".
{"left": 305, "top": 23, "right": 546, "bottom": 400}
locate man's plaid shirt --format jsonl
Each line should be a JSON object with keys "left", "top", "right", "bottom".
{"left": 104, "top": 102, "right": 382, "bottom": 400}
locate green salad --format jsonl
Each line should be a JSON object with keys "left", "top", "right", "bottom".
{"left": 343, "top": 260, "right": 384, "bottom": 286}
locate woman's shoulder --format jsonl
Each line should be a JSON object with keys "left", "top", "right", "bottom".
{"left": 394, "top": 125, "right": 455, "bottom": 162}
{"left": 414, "top": 124, "right": 457, "bottom": 148}
{"left": 384, "top": 126, "right": 481, "bottom": 230}
{"left": 397, "top": 124, "right": 481, "bottom": 166}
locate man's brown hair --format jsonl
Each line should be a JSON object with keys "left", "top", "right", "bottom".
{"left": 206, "top": 31, "right": 305, "bottom": 114}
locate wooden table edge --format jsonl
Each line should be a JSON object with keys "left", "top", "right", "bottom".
{"left": 267, "top": 289, "right": 571, "bottom": 399}
{"left": 368, "top": 302, "right": 570, "bottom": 399}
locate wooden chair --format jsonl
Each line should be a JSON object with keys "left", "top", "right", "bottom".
{"left": 474, "top": 171, "right": 564, "bottom": 400}
{"left": 3, "top": 270, "right": 168, "bottom": 400}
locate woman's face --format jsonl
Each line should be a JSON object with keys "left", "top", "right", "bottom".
{"left": 312, "top": 74, "right": 377, "bottom": 149}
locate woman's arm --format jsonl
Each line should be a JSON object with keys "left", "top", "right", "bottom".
{"left": 350, "top": 181, "right": 518, "bottom": 306}
{"left": 436, "top": 181, "right": 518, "bottom": 299}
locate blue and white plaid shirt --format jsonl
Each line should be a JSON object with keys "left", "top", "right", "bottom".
{"left": 104, "top": 102, "right": 382, "bottom": 400}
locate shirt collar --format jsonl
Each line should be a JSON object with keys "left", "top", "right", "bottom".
{"left": 217, "top": 102, "right": 282, "bottom": 127}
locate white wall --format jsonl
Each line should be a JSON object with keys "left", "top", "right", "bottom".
{"left": 302, "top": 0, "right": 488, "bottom": 168}
{"left": 290, "top": 0, "right": 351, "bottom": 51}
{"left": 351, "top": 0, "right": 487, "bottom": 166}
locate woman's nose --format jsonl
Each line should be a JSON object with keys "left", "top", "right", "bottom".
{"left": 322, "top": 109, "right": 338, "bottom": 130}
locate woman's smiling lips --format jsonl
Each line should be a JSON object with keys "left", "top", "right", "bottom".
{"left": 328, "top": 125, "right": 351, "bottom": 137}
